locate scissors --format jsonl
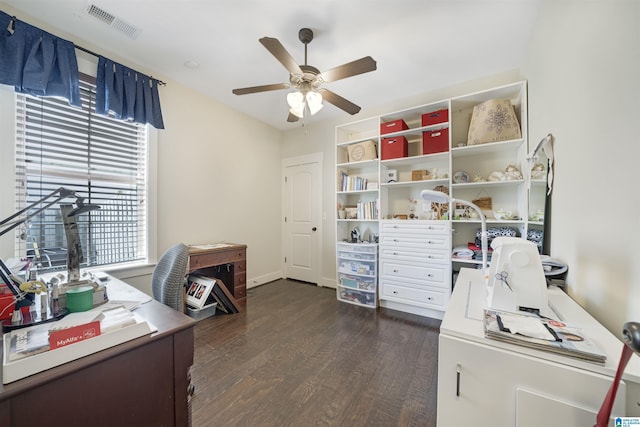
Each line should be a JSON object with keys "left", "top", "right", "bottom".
{"left": 495, "top": 271, "right": 513, "bottom": 291}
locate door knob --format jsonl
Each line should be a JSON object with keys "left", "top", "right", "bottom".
{"left": 312, "top": 227, "right": 317, "bottom": 231}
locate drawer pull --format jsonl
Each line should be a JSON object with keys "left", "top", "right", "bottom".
{"left": 456, "top": 364, "right": 461, "bottom": 398}
{"left": 393, "top": 239, "right": 399, "bottom": 242}
{"left": 427, "top": 273, "right": 433, "bottom": 278}
{"left": 427, "top": 296, "right": 433, "bottom": 301}
{"left": 393, "top": 252, "right": 398, "bottom": 255}
{"left": 393, "top": 269, "right": 399, "bottom": 273}
{"left": 393, "top": 290, "right": 398, "bottom": 295}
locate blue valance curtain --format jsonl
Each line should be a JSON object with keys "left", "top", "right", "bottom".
{"left": 0, "top": 11, "right": 81, "bottom": 107}
{"left": 1, "top": 11, "right": 165, "bottom": 129}
{"left": 96, "top": 56, "right": 165, "bottom": 129}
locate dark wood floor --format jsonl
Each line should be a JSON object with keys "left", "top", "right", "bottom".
{"left": 190, "top": 279, "right": 441, "bottom": 427}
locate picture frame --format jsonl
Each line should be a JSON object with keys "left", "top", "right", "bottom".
{"left": 186, "top": 275, "right": 216, "bottom": 309}
{"left": 345, "top": 206, "right": 358, "bottom": 219}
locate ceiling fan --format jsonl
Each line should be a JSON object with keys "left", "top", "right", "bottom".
{"left": 232, "top": 28, "right": 377, "bottom": 122}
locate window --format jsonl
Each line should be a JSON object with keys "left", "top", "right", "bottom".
{"left": 14, "top": 73, "right": 148, "bottom": 272}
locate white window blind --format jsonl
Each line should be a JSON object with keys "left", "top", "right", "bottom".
{"left": 14, "top": 74, "right": 148, "bottom": 272}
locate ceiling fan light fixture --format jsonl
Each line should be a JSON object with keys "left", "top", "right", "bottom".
{"left": 289, "top": 105, "right": 305, "bottom": 119}
{"left": 289, "top": 102, "right": 305, "bottom": 119}
{"left": 306, "top": 91, "right": 323, "bottom": 115}
{"left": 287, "top": 89, "right": 322, "bottom": 118}
{"left": 288, "top": 91, "right": 305, "bottom": 118}
{"left": 287, "top": 91, "right": 304, "bottom": 109}
{"left": 233, "top": 28, "right": 376, "bottom": 122}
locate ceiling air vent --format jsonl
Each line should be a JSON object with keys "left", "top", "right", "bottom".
{"left": 85, "top": 4, "right": 142, "bottom": 40}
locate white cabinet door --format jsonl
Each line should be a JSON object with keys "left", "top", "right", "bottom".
{"left": 437, "top": 334, "right": 625, "bottom": 427}
{"left": 515, "top": 388, "right": 599, "bottom": 427}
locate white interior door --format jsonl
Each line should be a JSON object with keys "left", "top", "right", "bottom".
{"left": 282, "top": 154, "right": 322, "bottom": 284}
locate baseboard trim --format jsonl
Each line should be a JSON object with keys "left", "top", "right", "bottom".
{"left": 379, "top": 300, "right": 445, "bottom": 320}
{"left": 248, "top": 270, "right": 282, "bottom": 289}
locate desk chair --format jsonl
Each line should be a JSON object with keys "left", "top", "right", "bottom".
{"left": 152, "top": 243, "right": 197, "bottom": 404}
{"left": 152, "top": 243, "right": 190, "bottom": 311}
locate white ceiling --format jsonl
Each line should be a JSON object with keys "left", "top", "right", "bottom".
{"left": 2, "top": 0, "right": 542, "bottom": 130}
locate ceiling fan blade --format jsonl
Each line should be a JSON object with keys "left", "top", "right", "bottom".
{"left": 232, "top": 83, "right": 290, "bottom": 95}
{"left": 287, "top": 113, "right": 299, "bottom": 123}
{"left": 259, "top": 37, "right": 304, "bottom": 77}
{"left": 321, "top": 89, "right": 361, "bottom": 115}
{"left": 319, "top": 56, "right": 377, "bottom": 83}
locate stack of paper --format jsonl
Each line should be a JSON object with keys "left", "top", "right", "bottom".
{"left": 2, "top": 305, "right": 156, "bottom": 384}
{"left": 483, "top": 309, "right": 606, "bottom": 364}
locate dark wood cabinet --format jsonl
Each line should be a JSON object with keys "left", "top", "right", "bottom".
{"left": 188, "top": 243, "right": 247, "bottom": 304}
{"left": 0, "top": 279, "right": 196, "bottom": 427}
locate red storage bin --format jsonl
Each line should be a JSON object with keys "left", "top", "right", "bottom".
{"left": 380, "top": 119, "right": 409, "bottom": 135}
{"left": 381, "top": 136, "right": 408, "bottom": 160}
{"left": 421, "top": 109, "right": 449, "bottom": 126}
{"left": 422, "top": 128, "right": 449, "bottom": 154}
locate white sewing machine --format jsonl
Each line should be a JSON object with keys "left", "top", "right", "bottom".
{"left": 487, "top": 237, "right": 553, "bottom": 318}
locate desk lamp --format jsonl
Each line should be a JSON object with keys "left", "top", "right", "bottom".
{"left": 0, "top": 187, "right": 100, "bottom": 310}
{"left": 420, "top": 189, "right": 488, "bottom": 286}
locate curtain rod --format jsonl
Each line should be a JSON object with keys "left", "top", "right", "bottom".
{"left": 8, "top": 15, "right": 166, "bottom": 86}
{"left": 74, "top": 45, "right": 166, "bottom": 86}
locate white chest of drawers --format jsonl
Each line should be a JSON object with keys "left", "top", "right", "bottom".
{"left": 378, "top": 220, "right": 452, "bottom": 319}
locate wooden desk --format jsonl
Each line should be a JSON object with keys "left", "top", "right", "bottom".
{"left": 0, "top": 275, "right": 196, "bottom": 427}
{"left": 188, "top": 243, "right": 247, "bottom": 304}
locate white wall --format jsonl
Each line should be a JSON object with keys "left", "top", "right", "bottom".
{"left": 0, "top": 2, "right": 285, "bottom": 295}
{"left": 284, "top": 0, "right": 640, "bottom": 338}
{"left": 522, "top": 0, "right": 640, "bottom": 337}
{"left": 282, "top": 70, "right": 523, "bottom": 288}
{"left": 3, "top": 1, "right": 637, "bottom": 337}
{"left": 155, "top": 82, "right": 284, "bottom": 289}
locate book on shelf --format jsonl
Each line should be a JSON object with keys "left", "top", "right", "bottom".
{"left": 337, "top": 171, "right": 369, "bottom": 192}
{"left": 355, "top": 200, "right": 378, "bottom": 220}
{"left": 483, "top": 309, "right": 606, "bottom": 364}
